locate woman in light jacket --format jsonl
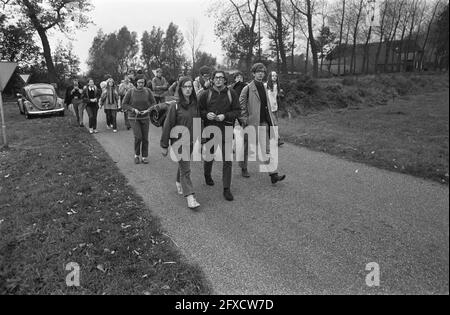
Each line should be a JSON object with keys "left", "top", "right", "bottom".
{"left": 101, "top": 78, "right": 120, "bottom": 133}
{"left": 160, "top": 77, "right": 201, "bottom": 210}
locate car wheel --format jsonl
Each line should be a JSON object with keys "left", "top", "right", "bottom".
{"left": 24, "top": 108, "right": 31, "bottom": 119}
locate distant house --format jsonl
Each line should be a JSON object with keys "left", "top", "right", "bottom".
{"left": 326, "top": 40, "right": 424, "bottom": 75}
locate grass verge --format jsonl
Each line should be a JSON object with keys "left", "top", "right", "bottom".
{"left": 280, "top": 90, "right": 449, "bottom": 184}
{"left": 0, "top": 102, "right": 212, "bottom": 294}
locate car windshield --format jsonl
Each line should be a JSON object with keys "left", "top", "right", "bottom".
{"left": 30, "top": 88, "right": 54, "bottom": 97}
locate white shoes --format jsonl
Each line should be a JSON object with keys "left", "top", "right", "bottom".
{"left": 176, "top": 182, "right": 183, "bottom": 195}
{"left": 187, "top": 195, "right": 200, "bottom": 209}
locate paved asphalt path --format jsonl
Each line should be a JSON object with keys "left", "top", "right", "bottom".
{"left": 82, "top": 109, "right": 448, "bottom": 295}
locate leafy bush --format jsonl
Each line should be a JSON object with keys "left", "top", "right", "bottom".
{"left": 277, "top": 72, "right": 448, "bottom": 117}
{"left": 342, "top": 77, "right": 358, "bottom": 86}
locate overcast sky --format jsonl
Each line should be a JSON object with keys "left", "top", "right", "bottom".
{"left": 52, "top": 0, "right": 224, "bottom": 73}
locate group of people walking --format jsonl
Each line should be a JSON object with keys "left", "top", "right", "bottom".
{"left": 161, "top": 63, "right": 286, "bottom": 210}
{"left": 65, "top": 77, "right": 125, "bottom": 134}
{"left": 65, "top": 63, "right": 286, "bottom": 211}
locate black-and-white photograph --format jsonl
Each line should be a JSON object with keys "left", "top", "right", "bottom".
{"left": 0, "top": 0, "right": 448, "bottom": 300}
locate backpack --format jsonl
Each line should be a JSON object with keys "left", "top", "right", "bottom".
{"left": 206, "top": 89, "right": 233, "bottom": 107}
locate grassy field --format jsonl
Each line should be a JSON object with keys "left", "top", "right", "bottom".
{"left": 280, "top": 90, "right": 449, "bottom": 184}
{"left": 0, "top": 102, "right": 212, "bottom": 294}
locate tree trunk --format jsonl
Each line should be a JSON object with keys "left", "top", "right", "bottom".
{"left": 420, "top": 0, "right": 441, "bottom": 68}
{"left": 276, "top": 1, "right": 287, "bottom": 74}
{"left": 397, "top": 23, "right": 408, "bottom": 72}
{"left": 36, "top": 27, "right": 57, "bottom": 84}
{"left": 337, "top": 0, "right": 346, "bottom": 76}
{"left": 320, "top": 55, "right": 324, "bottom": 72}
{"left": 350, "top": 0, "right": 364, "bottom": 75}
{"left": 291, "top": 10, "right": 296, "bottom": 73}
{"left": 344, "top": 24, "right": 350, "bottom": 74}
{"left": 21, "top": 0, "right": 58, "bottom": 84}
{"left": 305, "top": 37, "right": 309, "bottom": 74}
{"left": 306, "top": 0, "right": 319, "bottom": 78}
{"left": 375, "top": 0, "right": 388, "bottom": 73}
{"left": 362, "top": 25, "right": 373, "bottom": 74}
{"left": 384, "top": 0, "right": 405, "bottom": 72}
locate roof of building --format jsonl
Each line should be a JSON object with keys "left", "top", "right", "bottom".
{"left": 326, "top": 40, "right": 423, "bottom": 60}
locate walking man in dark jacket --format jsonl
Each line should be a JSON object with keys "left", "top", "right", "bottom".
{"left": 199, "top": 70, "right": 241, "bottom": 201}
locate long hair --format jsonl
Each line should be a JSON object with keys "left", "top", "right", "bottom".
{"left": 177, "top": 77, "right": 197, "bottom": 108}
{"left": 266, "top": 71, "right": 280, "bottom": 93}
{"left": 106, "top": 78, "right": 117, "bottom": 104}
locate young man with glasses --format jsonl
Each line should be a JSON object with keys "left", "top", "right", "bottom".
{"left": 199, "top": 70, "right": 241, "bottom": 201}
{"left": 239, "top": 63, "right": 286, "bottom": 184}
{"left": 194, "top": 66, "right": 212, "bottom": 95}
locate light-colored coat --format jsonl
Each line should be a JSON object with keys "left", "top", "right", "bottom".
{"left": 239, "top": 80, "right": 277, "bottom": 127}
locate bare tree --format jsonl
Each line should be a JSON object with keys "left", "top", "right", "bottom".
{"left": 374, "top": 0, "right": 389, "bottom": 73}
{"left": 185, "top": 18, "right": 204, "bottom": 76}
{"left": 338, "top": 0, "right": 347, "bottom": 75}
{"left": 262, "top": 0, "right": 288, "bottom": 73}
{"left": 228, "top": 0, "right": 260, "bottom": 71}
{"left": 349, "top": 0, "right": 365, "bottom": 74}
{"left": 291, "top": 0, "right": 319, "bottom": 77}
{"left": 361, "top": 0, "right": 377, "bottom": 74}
{"left": 383, "top": 0, "right": 407, "bottom": 72}
{"left": 283, "top": 4, "right": 300, "bottom": 73}
{"left": 420, "top": 0, "right": 442, "bottom": 69}
{"left": 412, "top": 0, "right": 427, "bottom": 68}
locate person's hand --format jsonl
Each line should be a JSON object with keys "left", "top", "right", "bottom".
{"left": 215, "top": 114, "right": 225, "bottom": 122}
{"left": 90, "top": 98, "right": 97, "bottom": 102}
{"left": 134, "top": 109, "right": 140, "bottom": 115}
{"left": 207, "top": 112, "right": 216, "bottom": 121}
{"left": 161, "top": 147, "right": 168, "bottom": 157}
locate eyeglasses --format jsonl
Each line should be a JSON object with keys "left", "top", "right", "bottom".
{"left": 214, "top": 77, "right": 225, "bottom": 80}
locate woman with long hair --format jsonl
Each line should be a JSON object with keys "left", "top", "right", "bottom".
{"left": 160, "top": 77, "right": 201, "bottom": 210}
{"left": 100, "top": 78, "right": 120, "bottom": 133}
{"left": 265, "top": 71, "right": 284, "bottom": 146}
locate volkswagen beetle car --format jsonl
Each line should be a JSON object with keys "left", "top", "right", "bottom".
{"left": 17, "top": 83, "right": 65, "bottom": 119}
